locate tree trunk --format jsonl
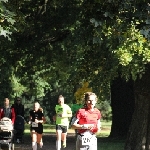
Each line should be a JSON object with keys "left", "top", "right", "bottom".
{"left": 109, "top": 77, "right": 135, "bottom": 138}
{"left": 125, "top": 65, "right": 150, "bottom": 150}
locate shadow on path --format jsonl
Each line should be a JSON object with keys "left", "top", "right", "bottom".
{"left": 14, "top": 132, "right": 118, "bottom": 150}
{"left": 15, "top": 132, "right": 76, "bottom": 150}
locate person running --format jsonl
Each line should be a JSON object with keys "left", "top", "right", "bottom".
{"left": 0, "top": 98, "right": 15, "bottom": 125}
{"left": 71, "top": 92, "right": 101, "bottom": 150}
{"left": 53, "top": 95, "right": 72, "bottom": 150}
{"left": 29, "top": 102, "right": 46, "bottom": 150}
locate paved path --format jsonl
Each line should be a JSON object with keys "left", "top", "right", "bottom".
{"left": 14, "top": 132, "right": 76, "bottom": 150}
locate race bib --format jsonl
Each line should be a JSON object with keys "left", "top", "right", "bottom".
{"left": 81, "top": 136, "right": 97, "bottom": 146}
{"left": 32, "top": 122, "right": 38, "bottom": 127}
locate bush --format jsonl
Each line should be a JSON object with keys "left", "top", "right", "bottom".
{"left": 96, "top": 101, "right": 112, "bottom": 121}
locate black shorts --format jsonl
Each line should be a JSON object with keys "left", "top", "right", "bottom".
{"left": 30, "top": 123, "right": 43, "bottom": 134}
{"left": 56, "top": 125, "right": 68, "bottom": 133}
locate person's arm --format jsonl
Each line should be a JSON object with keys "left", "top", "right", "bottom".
{"left": 0, "top": 108, "right": 2, "bottom": 120}
{"left": 35, "top": 116, "right": 46, "bottom": 124}
{"left": 97, "top": 110, "right": 102, "bottom": 132}
{"left": 11, "top": 108, "right": 15, "bottom": 124}
{"left": 22, "top": 105, "right": 24, "bottom": 117}
{"left": 71, "top": 110, "right": 94, "bottom": 130}
{"left": 71, "top": 117, "right": 94, "bottom": 130}
{"left": 71, "top": 117, "right": 81, "bottom": 129}
{"left": 67, "top": 108, "right": 72, "bottom": 118}
{"left": 61, "top": 105, "right": 72, "bottom": 118}
{"left": 28, "top": 116, "right": 32, "bottom": 124}
{"left": 97, "top": 119, "right": 101, "bottom": 132}
{"left": 42, "top": 116, "right": 46, "bottom": 123}
{"left": 62, "top": 111, "right": 72, "bottom": 118}
{"left": 28, "top": 111, "right": 32, "bottom": 124}
{"left": 53, "top": 114, "right": 56, "bottom": 122}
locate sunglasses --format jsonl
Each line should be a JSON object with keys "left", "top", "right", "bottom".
{"left": 17, "top": 100, "right": 20, "bottom": 101}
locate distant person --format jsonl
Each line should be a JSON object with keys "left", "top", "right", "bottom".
{"left": 53, "top": 95, "right": 72, "bottom": 150}
{"left": 12, "top": 97, "right": 25, "bottom": 143}
{"left": 0, "top": 98, "right": 15, "bottom": 124}
{"left": 29, "top": 102, "right": 46, "bottom": 150}
{"left": 12, "top": 97, "right": 24, "bottom": 117}
{"left": 71, "top": 92, "right": 101, "bottom": 150}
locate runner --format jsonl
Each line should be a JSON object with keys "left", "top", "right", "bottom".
{"left": 71, "top": 92, "right": 101, "bottom": 150}
{"left": 29, "top": 102, "right": 46, "bottom": 150}
{"left": 53, "top": 95, "right": 72, "bottom": 150}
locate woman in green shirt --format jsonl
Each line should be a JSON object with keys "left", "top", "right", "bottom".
{"left": 53, "top": 95, "right": 72, "bottom": 150}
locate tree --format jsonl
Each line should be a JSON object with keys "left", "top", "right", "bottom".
{"left": 125, "top": 64, "right": 150, "bottom": 150}
{"left": 110, "top": 77, "right": 135, "bottom": 138}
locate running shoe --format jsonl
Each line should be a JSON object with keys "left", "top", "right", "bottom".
{"left": 39, "top": 142, "right": 43, "bottom": 148}
{"left": 62, "top": 141, "right": 66, "bottom": 148}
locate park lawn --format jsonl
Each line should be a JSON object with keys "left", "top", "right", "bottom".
{"left": 98, "top": 141, "right": 124, "bottom": 150}
{"left": 24, "top": 124, "right": 56, "bottom": 133}
{"left": 24, "top": 121, "right": 112, "bottom": 134}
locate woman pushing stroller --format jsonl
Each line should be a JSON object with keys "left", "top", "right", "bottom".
{"left": 0, "top": 98, "right": 15, "bottom": 124}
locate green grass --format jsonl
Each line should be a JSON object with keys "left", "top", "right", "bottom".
{"left": 98, "top": 141, "right": 124, "bottom": 150}
{"left": 97, "top": 120, "right": 125, "bottom": 150}
{"left": 24, "top": 124, "right": 56, "bottom": 133}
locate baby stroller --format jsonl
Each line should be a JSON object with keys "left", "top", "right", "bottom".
{"left": 14, "top": 115, "right": 25, "bottom": 144}
{"left": 0, "top": 117, "right": 14, "bottom": 150}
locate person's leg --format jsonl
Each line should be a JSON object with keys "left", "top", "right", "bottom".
{"left": 61, "top": 126, "right": 68, "bottom": 148}
{"left": 61, "top": 132, "right": 67, "bottom": 148}
{"left": 39, "top": 137, "right": 43, "bottom": 148}
{"left": 88, "top": 135, "right": 97, "bottom": 150}
{"left": 76, "top": 135, "right": 86, "bottom": 150}
{"left": 56, "top": 125, "right": 62, "bottom": 150}
{"left": 31, "top": 131, "right": 37, "bottom": 150}
{"left": 37, "top": 133, "right": 43, "bottom": 148}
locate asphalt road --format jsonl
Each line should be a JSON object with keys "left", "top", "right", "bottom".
{"left": 14, "top": 132, "right": 76, "bottom": 150}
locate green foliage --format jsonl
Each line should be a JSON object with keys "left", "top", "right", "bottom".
{"left": 11, "top": 74, "right": 27, "bottom": 97}
{"left": 113, "top": 24, "right": 150, "bottom": 80}
{"left": 71, "top": 103, "right": 83, "bottom": 115}
{"left": 97, "top": 101, "right": 112, "bottom": 121}
{"left": 0, "top": 0, "right": 150, "bottom": 124}
{"left": 74, "top": 82, "right": 92, "bottom": 104}
{"left": 0, "top": 0, "right": 16, "bottom": 40}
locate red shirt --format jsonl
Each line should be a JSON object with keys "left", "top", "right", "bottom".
{"left": 0, "top": 107, "right": 15, "bottom": 124}
{"left": 76, "top": 107, "right": 101, "bottom": 134}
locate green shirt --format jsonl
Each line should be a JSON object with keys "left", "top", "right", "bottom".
{"left": 55, "top": 104, "right": 72, "bottom": 126}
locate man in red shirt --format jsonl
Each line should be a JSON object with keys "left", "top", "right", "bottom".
{"left": 71, "top": 92, "right": 101, "bottom": 150}
{"left": 0, "top": 98, "right": 15, "bottom": 124}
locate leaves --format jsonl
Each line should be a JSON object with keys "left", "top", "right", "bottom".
{"left": 0, "top": 0, "right": 150, "bottom": 102}
{"left": 74, "top": 82, "right": 92, "bottom": 104}
{"left": 0, "top": 0, "right": 16, "bottom": 40}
